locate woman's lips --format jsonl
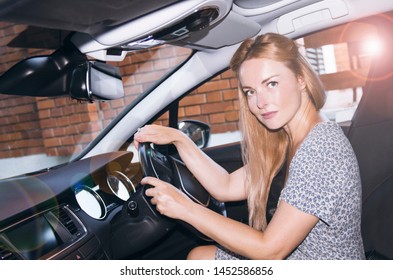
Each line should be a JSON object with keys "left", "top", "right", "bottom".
{"left": 262, "top": 111, "right": 277, "bottom": 119}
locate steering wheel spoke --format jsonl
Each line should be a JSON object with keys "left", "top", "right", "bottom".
{"left": 138, "top": 142, "right": 226, "bottom": 241}
{"left": 139, "top": 143, "right": 174, "bottom": 183}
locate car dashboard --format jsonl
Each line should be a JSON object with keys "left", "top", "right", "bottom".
{"left": 0, "top": 151, "right": 149, "bottom": 260}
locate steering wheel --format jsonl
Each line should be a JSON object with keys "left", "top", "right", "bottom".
{"left": 138, "top": 142, "right": 226, "bottom": 241}
{"left": 109, "top": 142, "right": 226, "bottom": 258}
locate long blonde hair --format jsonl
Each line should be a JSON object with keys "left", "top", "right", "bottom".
{"left": 230, "top": 33, "right": 326, "bottom": 230}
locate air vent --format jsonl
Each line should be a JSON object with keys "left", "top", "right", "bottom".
{"left": 0, "top": 241, "right": 17, "bottom": 260}
{"left": 52, "top": 207, "right": 78, "bottom": 235}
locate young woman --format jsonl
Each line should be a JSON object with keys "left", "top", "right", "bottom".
{"left": 134, "top": 33, "right": 365, "bottom": 260}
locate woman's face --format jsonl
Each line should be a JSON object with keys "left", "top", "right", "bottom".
{"left": 239, "top": 58, "right": 305, "bottom": 131}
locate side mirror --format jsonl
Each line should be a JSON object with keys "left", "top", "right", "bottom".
{"left": 178, "top": 120, "right": 210, "bottom": 148}
{"left": 70, "top": 61, "right": 124, "bottom": 102}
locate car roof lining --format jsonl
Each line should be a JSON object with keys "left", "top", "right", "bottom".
{"left": 234, "top": 0, "right": 282, "bottom": 9}
{"left": 0, "top": 0, "right": 181, "bottom": 34}
{"left": 7, "top": 26, "right": 71, "bottom": 50}
{"left": 3, "top": 0, "right": 393, "bottom": 55}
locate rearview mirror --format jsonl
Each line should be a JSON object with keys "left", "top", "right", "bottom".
{"left": 0, "top": 42, "right": 124, "bottom": 102}
{"left": 70, "top": 61, "right": 124, "bottom": 102}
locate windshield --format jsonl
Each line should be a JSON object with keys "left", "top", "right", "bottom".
{"left": 0, "top": 23, "right": 192, "bottom": 179}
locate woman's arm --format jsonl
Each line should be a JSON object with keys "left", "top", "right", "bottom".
{"left": 143, "top": 176, "right": 318, "bottom": 259}
{"left": 134, "top": 125, "right": 247, "bottom": 201}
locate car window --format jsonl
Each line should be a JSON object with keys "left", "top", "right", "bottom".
{"left": 301, "top": 21, "right": 377, "bottom": 124}
{"left": 0, "top": 23, "right": 192, "bottom": 179}
{"left": 173, "top": 21, "right": 377, "bottom": 148}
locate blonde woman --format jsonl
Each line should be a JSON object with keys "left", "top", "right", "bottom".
{"left": 134, "top": 33, "right": 365, "bottom": 260}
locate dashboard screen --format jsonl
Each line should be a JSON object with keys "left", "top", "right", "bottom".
{"left": 4, "top": 215, "right": 61, "bottom": 259}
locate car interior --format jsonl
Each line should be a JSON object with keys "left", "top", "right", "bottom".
{"left": 0, "top": 0, "right": 392, "bottom": 260}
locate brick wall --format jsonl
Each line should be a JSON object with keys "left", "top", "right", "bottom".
{"left": 0, "top": 94, "right": 44, "bottom": 158}
{"left": 178, "top": 71, "right": 239, "bottom": 133}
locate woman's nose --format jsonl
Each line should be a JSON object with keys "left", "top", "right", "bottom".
{"left": 256, "top": 91, "right": 268, "bottom": 109}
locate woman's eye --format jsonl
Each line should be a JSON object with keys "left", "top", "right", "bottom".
{"left": 267, "top": 81, "right": 278, "bottom": 88}
{"left": 244, "top": 89, "right": 255, "bottom": 96}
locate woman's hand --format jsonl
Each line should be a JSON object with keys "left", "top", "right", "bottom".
{"left": 134, "top": 124, "right": 183, "bottom": 150}
{"left": 135, "top": 124, "right": 245, "bottom": 202}
{"left": 142, "top": 176, "right": 193, "bottom": 220}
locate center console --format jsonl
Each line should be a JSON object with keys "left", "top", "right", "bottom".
{"left": 0, "top": 205, "right": 106, "bottom": 260}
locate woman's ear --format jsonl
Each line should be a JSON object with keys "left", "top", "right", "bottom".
{"left": 298, "top": 77, "right": 306, "bottom": 90}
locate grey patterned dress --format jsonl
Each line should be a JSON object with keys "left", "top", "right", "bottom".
{"left": 215, "top": 122, "right": 365, "bottom": 260}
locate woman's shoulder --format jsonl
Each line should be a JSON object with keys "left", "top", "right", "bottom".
{"left": 306, "top": 121, "right": 348, "bottom": 146}
{"left": 311, "top": 121, "right": 343, "bottom": 136}
{"left": 299, "top": 121, "right": 355, "bottom": 161}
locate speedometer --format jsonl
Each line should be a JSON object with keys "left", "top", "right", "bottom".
{"left": 107, "top": 171, "right": 135, "bottom": 201}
